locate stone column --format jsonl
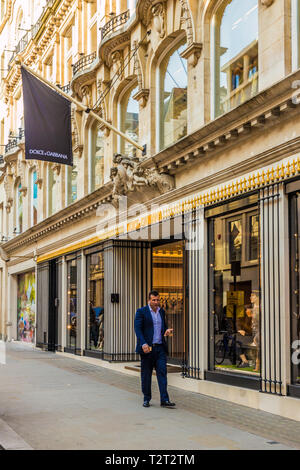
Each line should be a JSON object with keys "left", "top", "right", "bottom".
{"left": 258, "top": 0, "right": 292, "bottom": 91}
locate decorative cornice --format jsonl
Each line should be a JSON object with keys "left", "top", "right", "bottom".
{"left": 2, "top": 181, "right": 114, "bottom": 253}
{"left": 36, "top": 156, "right": 300, "bottom": 263}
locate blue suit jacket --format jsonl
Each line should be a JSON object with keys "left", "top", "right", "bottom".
{"left": 134, "top": 305, "right": 168, "bottom": 355}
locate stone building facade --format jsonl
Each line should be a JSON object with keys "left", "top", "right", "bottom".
{"left": 1, "top": 0, "right": 300, "bottom": 419}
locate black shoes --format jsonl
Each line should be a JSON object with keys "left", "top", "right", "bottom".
{"left": 143, "top": 400, "right": 176, "bottom": 407}
{"left": 160, "top": 401, "right": 176, "bottom": 407}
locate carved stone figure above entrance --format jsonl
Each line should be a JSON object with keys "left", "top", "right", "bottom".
{"left": 110, "top": 153, "right": 174, "bottom": 204}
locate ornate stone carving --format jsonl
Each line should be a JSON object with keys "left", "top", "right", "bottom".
{"left": 51, "top": 163, "right": 61, "bottom": 176}
{"left": 152, "top": 3, "right": 165, "bottom": 39}
{"left": 261, "top": 0, "right": 274, "bottom": 6}
{"left": 111, "top": 50, "right": 124, "bottom": 80}
{"left": 81, "top": 85, "right": 92, "bottom": 108}
{"left": 110, "top": 153, "right": 174, "bottom": 202}
{"left": 133, "top": 40, "right": 143, "bottom": 89}
{"left": 4, "top": 174, "right": 13, "bottom": 205}
{"left": 178, "top": 0, "right": 194, "bottom": 45}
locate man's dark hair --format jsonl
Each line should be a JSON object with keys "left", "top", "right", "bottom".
{"left": 148, "top": 290, "right": 159, "bottom": 299}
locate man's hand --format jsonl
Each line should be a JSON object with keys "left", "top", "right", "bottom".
{"left": 164, "top": 329, "right": 174, "bottom": 337}
{"left": 238, "top": 330, "right": 245, "bottom": 336}
{"left": 142, "top": 344, "right": 151, "bottom": 354}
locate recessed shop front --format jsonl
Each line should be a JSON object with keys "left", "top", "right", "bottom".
{"left": 206, "top": 195, "right": 261, "bottom": 389}
{"left": 65, "top": 253, "right": 81, "bottom": 355}
{"left": 86, "top": 249, "right": 104, "bottom": 357}
{"left": 152, "top": 240, "right": 187, "bottom": 365}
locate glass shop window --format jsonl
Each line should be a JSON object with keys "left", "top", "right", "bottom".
{"left": 209, "top": 207, "right": 261, "bottom": 376}
{"left": 86, "top": 252, "right": 104, "bottom": 352}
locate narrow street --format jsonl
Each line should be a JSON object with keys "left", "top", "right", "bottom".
{"left": 0, "top": 342, "right": 299, "bottom": 450}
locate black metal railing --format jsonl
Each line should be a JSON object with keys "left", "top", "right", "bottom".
{"left": 259, "top": 183, "right": 283, "bottom": 395}
{"left": 7, "top": 0, "right": 57, "bottom": 69}
{"left": 72, "top": 51, "right": 96, "bottom": 76}
{"left": 4, "top": 128, "right": 24, "bottom": 154}
{"left": 100, "top": 10, "right": 130, "bottom": 40}
{"left": 57, "top": 82, "right": 71, "bottom": 93}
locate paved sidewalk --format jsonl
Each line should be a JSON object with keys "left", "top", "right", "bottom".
{"left": 0, "top": 342, "right": 298, "bottom": 450}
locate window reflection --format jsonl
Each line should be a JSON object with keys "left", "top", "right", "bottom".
{"left": 161, "top": 43, "right": 187, "bottom": 150}
{"left": 16, "top": 182, "right": 23, "bottom": 232}
{"left": 213, "top": 0, "right": 258, "bottom": 117}
{"left": 86, "top": 252, "right": 104, "bottom": 352}
{"left": 32, "top": 170, "right": 38, "bottom": 226}
{"left": 91, "top": 125, "right": 104, "bottom": 192}
{"left": 119, "top": 86, "right": 139, "bottom": 158}
{"left": 211, "top": 208, "right": 260, "bottom": 375}
{"left": 67, "top": 154, "right": 78, "bottom": 204}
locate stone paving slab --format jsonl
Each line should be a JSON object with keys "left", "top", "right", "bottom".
{"left": 0, "top": 343, "right": 298, "bottom": 450}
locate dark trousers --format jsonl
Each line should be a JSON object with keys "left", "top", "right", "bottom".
{"left": 140, "top": 344, "right": 169, "bottom": 403}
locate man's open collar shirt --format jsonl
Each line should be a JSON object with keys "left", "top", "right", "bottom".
{"left": 148, "top": 304, "right": 162, "bottom": 345}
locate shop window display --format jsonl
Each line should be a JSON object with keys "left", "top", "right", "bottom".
{"left": 17, "top": 272, "right": 36, "bottom": 343}
{"left": 209, "top": 208, "right": 260, "bottom": 375}
{"left": 152, "top": 241, "right": 186, "bottom": 363}
{"left": 86, "top": 252, "right": 104, "bottom": 352}
{"left": 212, "top": 0, "right": 258, "bottom": 117}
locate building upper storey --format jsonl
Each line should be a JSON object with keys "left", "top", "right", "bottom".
{"left": 0, "top": 0, "right": 300, "bottom": 243}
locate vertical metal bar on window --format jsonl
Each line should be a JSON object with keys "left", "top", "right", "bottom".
{"left": 277, "top": 184, "right": 282, "bottom": 394}
{"left": 261, "top": 187, "right": 267, "bottom": 392}
{"left": 272, "top": 184, "right": 276, "bottom": 393}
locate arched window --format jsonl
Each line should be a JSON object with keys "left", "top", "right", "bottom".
{"left": 31, "top": 170, "right": 38, "bottom": 226}
{"left": 292, "top": 0, "right": 300, "bottom": 71}
{"left": 212, "top": 0, "right": 258, "bottom": 118}
{"left": 48, "top": 166, "right": 57, "bottom": 216}
{"left": 159, "top": 41, "right": 187, "bottom": 151}
{"left": 119, "top": 85, "right": 139, "bottom": 157}
{"left": 15, "top": 181, "right": 23, "bottom": 233}
{"left": 89, "top": 123, "right": 104, "bottom": 193}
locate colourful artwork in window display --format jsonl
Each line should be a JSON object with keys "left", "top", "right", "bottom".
{"left": 17, "top": 272, "right": 36, "bottom": 343}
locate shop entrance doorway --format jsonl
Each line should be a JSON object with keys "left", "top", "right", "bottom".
{"left": 48, "top": 260, "right": 58, "bottom": 351}
{"left": 151, "top": 240, "right": 187, "bottom": 365}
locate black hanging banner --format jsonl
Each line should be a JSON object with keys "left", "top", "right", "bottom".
{"left": 21, "top": 66, "right": 73, "bottom": 166}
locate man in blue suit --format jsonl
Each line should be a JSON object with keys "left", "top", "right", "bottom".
{"left": 134, "top": 290, "right": 176, "bottom": 408}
